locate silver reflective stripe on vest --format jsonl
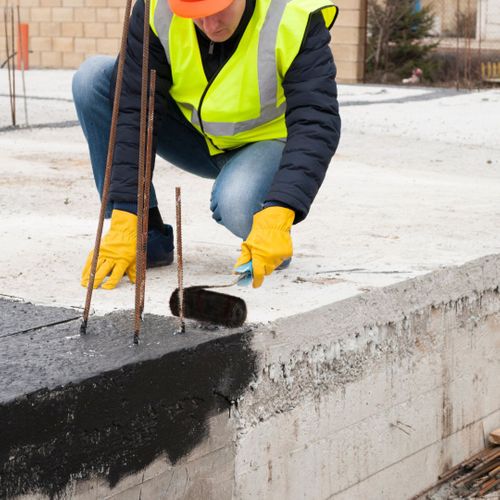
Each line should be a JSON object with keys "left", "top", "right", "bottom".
{"left": 195, "top": 0, "right": 290, "bottom": 136}
{"left": 193, "top": 101, "right": 287, "bottom": 136}
{"left": 154, "top": 0, "right": 173, "bottom": 64}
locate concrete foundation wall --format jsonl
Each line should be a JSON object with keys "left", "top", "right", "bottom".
{"left": 235, "top": 254, "right": 500, "bottom": 499}
{"left": 236, "top": 296, "right": 498, "bottom": 498}
{"left": 0, "top": 0, "right": 367, "bottom": 83}
{"left": 10, "top": 254, "right": 499, "bottom": 499}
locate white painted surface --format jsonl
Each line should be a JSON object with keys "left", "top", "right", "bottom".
{"left": 480, "top": 0, "right": 500, "bottom": 41}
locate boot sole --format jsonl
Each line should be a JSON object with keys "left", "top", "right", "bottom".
{"left": 147, "top": 251, "right": 174, "bottom": 269}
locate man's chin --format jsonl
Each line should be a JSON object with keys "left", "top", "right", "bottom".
{"left": 206, "top": 30, "right": 231, "bottom": 42}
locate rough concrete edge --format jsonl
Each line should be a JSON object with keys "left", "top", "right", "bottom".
{"left": 263, "top": 253, "right": 499, "bottom": 351}
{"left": 241, "top": 253, "right": 500, "bottom": 427}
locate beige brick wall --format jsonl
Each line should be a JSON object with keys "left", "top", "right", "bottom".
{"left": 0, "top": 0, "right": 124, "bottom": 69}
{"left": 331, "top": 0, "right": 367, "bottom": 83}
{"left": 1, "top": 0, "right": 367, "bottom": 83}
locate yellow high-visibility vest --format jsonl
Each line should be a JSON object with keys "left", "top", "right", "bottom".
{"left": 150, "top": 0, "right": 338, "bottom": 155}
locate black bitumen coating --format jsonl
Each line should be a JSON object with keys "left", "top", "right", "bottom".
{"left": 0, "top": 298, "right": 80, "bottom": 339}
{"left": 0, "top": 299, "right": 258, "bottom": 499}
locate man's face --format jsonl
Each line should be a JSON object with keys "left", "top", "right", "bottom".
{"left": 193, "top": 0, "right": 246, "bottom": 42}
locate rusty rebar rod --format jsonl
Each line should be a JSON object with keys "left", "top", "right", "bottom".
{"left": 80, "top": 0, "right": 133, "bottom": 335}
{"left": 452, "top": 453, "right": 500, "bottom": 487}
{"left": 10, "top": 5, "right": 15, "bottom": 124}
{"left": 175, "top": 187, "right": 185, "bottom": 334}
{"left": 140, "top": 70, "right": 156, "bottom": 306}
{"left": 133, "top": 0, "right": 151, "bottom": 345}
{"left": 134, "top": 70, "right": 156, "bottom": 345}
{"left": 477, "top": 0, "right": 482, "bottom": 83}
{"left": 3, "top": 5, "right": 15, "bottom": 126}
{"left": 478, "top": 477, "right": 499, "bottom": 496}
{"left": 455, "top": 0, "right": 460, "bottom": 90}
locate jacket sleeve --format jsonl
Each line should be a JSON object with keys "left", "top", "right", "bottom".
{"left": 264, "top": 12, "right": 341, "bottom": 223}
{"left": 109, "top": 0, "right": 172, "bottom": 210}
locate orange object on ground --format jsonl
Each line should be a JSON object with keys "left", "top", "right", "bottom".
{"left": 168, "top": 0, "right": 232, "bottom": 19}
{"left": 17, "top": 23, "right": 29, "bottom": 70}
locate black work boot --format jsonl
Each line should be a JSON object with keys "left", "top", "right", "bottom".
{"left": 147, "top": 224, "right": 174, "bottom": 268}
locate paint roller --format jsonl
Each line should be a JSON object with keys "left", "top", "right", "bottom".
{"left": 169, "top": 262, "right": 252, "bottom": 328}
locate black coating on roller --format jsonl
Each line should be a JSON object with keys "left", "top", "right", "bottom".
{"left": 170, "top": 287, "right": 247, "bottom": 328}
{"left": 0, "top": 303, "right": 257, "bottom": 499}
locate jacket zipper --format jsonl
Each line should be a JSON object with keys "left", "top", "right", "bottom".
{"left": 196, "top": 50, "right": 229, "bottom": 153}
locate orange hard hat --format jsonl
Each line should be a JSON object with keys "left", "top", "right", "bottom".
{"left": 168, "top": 0, "right": 233, "bottom": 18}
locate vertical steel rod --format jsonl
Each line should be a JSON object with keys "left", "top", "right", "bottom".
{"left": 133, "top": 0, "right": 151, "bottom": 344}
{"left": 10, "top": 5, "right": 15, "bottom": 126}
{"left": 134, "top": 70, "right": 156, "bottom": 344}
{"left": 81, "top": 0, "right": 133, "bottom": 335}
{"left": 16, "top": 4, "right": 28, "bottom": 127}
{"left": 4, "top": 5, "right": 14, "bottom": 126}
{"left": 477, "top": 0, "right": 482, "bottom": 84}
{"left": 140, "top": 70, "right": 156, "bottom": 311}
{"left": 455, "top": 0, "right": 460, "bottom": 90}
{"left": 175, "top": 187, "right": 185, "bottom": 333}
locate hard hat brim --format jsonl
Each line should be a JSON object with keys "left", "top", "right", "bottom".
{"left": 168, "top": 0, "right": 234, "bottom": 18}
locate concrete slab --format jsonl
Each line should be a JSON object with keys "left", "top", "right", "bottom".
{"left": 1, "top": 69, "right": 500, "bottom": 325}
{"left": 1, "top": 68, "right": 499, "bottom": 499}
{"left": 0, "top": 297, "right": 80, "bottom": 338}
{"left": 0, "top": 302, "right": 253, "bottom": 403}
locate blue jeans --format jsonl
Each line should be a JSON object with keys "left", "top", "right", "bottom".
{"left": 72, "top": 55, "right": 285, "bottom": 239}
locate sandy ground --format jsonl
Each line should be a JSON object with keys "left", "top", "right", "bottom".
{"left": 1, "top": 69, "right": 499, "bottom": 324}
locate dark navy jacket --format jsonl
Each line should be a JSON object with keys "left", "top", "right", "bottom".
{"left": 110, "top": 0, "right": 341, "bottom": 224}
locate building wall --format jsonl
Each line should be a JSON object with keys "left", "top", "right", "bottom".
{"left": 0, "top": 0, "right": 125, "bottom": 70}
{"left": 422, "top": 0, "right": 478, "bottom": 35}
{"left": 331, "top": 0, "right": 367, "bottom": 83}
{"left": 480, "top": 0, "right": 500, "bottom": 40}
{"left": 0, "top": 0, "right": 367, "bottom": 83}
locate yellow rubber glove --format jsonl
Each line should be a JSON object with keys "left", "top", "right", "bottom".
{"left": 234, "top": 206, "right": 295, "bottom": 288}
{"left": 81, "top": 209, "right": 137, "bottom": 290}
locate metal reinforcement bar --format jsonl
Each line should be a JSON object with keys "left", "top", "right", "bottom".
{"left": 133, "top": 0, "right": 151, "bottom": 345}
{"left": 80, "top": 0, "right": 132, "bottom": 335}
{"left": 175, "top": 187, "right": 185, "bottom": 334}
{"left": 134, "top": 69, "right": 156, "bottom": 345}
{"left": 3, "top": 5, "right": 15, "bottom": 127}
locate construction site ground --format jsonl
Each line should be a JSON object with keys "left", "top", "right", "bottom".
{"left": 0, "top": 69, "right": 499, "bottom": 325}
{"left": 1, "top": 69, "right": 500, "bottom": 500}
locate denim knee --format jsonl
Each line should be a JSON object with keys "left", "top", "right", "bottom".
{"left": 210, "top": 189, "right": 258, "bottom": 240}
{"left": 209, "top": 141, "right": 284, "bottom": 240}
{"left": 72, "top": 55, "right": 114, "bottom": 113}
